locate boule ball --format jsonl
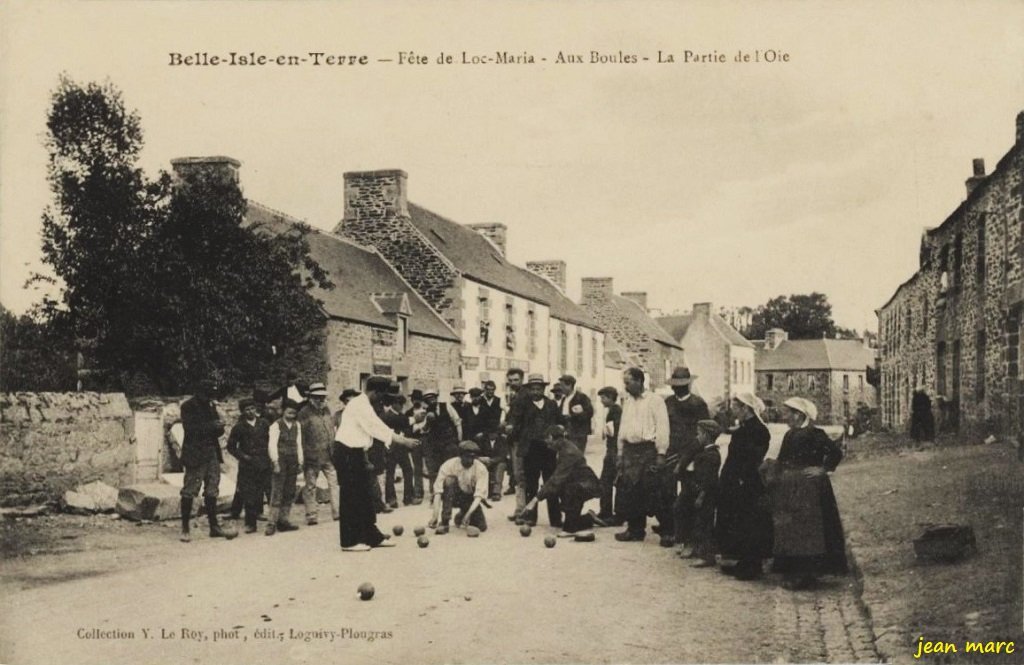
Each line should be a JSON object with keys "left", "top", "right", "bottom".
{"left": 466, "top": 526, "right": 480, "bottom": 538}
{"left": 413, "top": 526, "right": 426, "bottom": 537}
{"left": 222, "top": 525, "right": 238, "bottom": 540}
{"left": 392, "top": 525, "right": 404, "bottom": 536}
{"left": 519, "top": 525, "right": 532, "bottom": 537}
{"left": 358, "top": 582, "right": 375, "bottom": 601}
{"left": 417, "top": 535, "right": 430, "bottom": 548}
{"left": 544, "top": 535, "right": 557, "bottom": 548}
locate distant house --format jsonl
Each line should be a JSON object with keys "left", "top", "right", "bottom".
{"left": 657, "top": 302, "right": 755, "bottom": 407}
{"left": 170, "top": 157, "right": 462, "bottom": 398}
{"left": 753, "top": 329, "right": 876, "bottom": 425}
{"left": 336, "top": 169, "right": 605, "bottom": 397}
{"left": 578, "top": 282, "right": 684, "bottom": 389}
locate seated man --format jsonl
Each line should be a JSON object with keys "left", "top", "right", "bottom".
{"left": 474, "top": 430, "right": 509, "bottom": 502}
{"left": 523, "top": 425, "right": 602, "bottom": 538}
{"left": 429, "top": 441, "right": 489, "bottom": 535}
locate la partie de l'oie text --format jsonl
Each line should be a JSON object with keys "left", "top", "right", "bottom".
{"left": 167, "top": 49, "right": 791, "bottom": 67}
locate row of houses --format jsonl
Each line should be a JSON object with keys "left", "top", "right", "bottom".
{"left": 876, "top": 111, "right": 1023, "bottom": 438}
{"left": 172, "top": 157, "right": 876, "bottom": 423}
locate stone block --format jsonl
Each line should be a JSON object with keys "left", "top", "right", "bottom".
{"left": 116, "top": 482, "right": 184, "bottom": 521}
{"left": 61, "top": 490, "right": 98, "bottom": 515}
{"left": 78, "top": 480, "right": 119, "bottom": 512}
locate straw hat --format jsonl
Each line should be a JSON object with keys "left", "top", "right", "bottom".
{"left": 783, "top": 397, "right": 818, "bottom": 422}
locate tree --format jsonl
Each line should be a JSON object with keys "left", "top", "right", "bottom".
{"left": 0, "top": 305, "right": 77, "bottom": 391}
{"left": 745, "top": 293, "right": 858, "bottom": 341}
{"left": 35, "top": 76, "right": 331, "bottom": 394}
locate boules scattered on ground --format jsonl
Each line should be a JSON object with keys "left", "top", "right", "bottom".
{"left": 544, "top": 535, "right": 556, "bottom": 548}
{"left": 393, "top": 525, "right": 404, "bottom": 536}
{"left": 417, "top": 535, "right": 430, "bottom": 548}
{"left": 519, "top": 525, "right": 532, "bottom": 537}
{"left": 413, "top": 526, "right": 426, "bottom": 537}
{"left": 466, "top": 526, "right": 480, "bottom": 537}
{"left": 358, "top": 582, "right": 375, "bottom": 601}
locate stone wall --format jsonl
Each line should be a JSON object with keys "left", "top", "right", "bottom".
{"left": 337, "top": 170, "right": 460, "bottom": 316}
{"left": 878, "top": 112, "right": 1023, "bottom": 438}
{"left": 0, "top": 393, "right": 134, "bottom": 506}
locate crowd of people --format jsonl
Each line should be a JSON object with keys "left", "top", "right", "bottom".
{"left": 176, "top": 365, "right": 848, "bottom": 590}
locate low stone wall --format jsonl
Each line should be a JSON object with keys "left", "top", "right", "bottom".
{"left": 0, "top": 392, "right": 134, "bottom": 506}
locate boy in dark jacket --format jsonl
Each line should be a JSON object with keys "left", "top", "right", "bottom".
{"left": 685, "top": 420, "right": 723, "bottom": 567}
{"left": 226, "top": 398, "right": 271, "bottom": 533}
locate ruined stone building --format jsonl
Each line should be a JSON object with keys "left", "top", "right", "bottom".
{"left": 657, "top": 302, "right": 755, "bottom": 408}
{"left": 336, "top": 170, "right": 605, "bottom": 398}
{"left": 171, "top": 157, "right": 462, "bottom": 399}
{"left": 877, "top": 112, "right": 1023, "bottom": 438}
{"left": 579, "top": 282, "right": 684, "bottom": 389}
{"left": 753, "top": 329, "right": 876, "bottom": 425}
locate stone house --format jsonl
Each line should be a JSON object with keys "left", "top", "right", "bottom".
{"left": 579, "top": 282, "right": 685, "bottom": 389}
{"left": 171, "top": 158, "right": 462, "bottom": 399}
{"left": 754, "top": 329, "right": 877, "bottom": 425}
{"left": 877, "top": 111, "right": 1024, "bottom": 437}
{"left": 657, "top": 302, "right": 756, "bottom": 408}
{"left": 336, "top": 170, "right": 605, "bottom": 397}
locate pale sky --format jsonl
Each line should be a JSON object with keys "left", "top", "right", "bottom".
{"left": 2, "top": 0, "right": 1022, "bottom": 333}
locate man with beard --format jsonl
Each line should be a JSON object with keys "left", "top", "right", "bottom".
{"left": 461, "top": 388, "right": 489, "bottom": 442}
{"left": 557, "top": 374, "right": 595, "bottom": 453}
{"left": 179, "top": 377, "right": 228, "bottom": 543}
{"left": 480, "top": 380, "right": 502, "bottom": 435}
{"left": 226, "top": 398, "right": 271, "bottom": 534}
{"left": 421, "top": 389, "right": 461, "bottom": 501}
{"left": 664, "top": 367, "right": 710, "bottom": 550}
{"left": 332, "top": 376, "right": 420, "bottom": 552}
{"left": 614, "top": 367, "right": 671, "bottom": 543}
{"left": 503, "top": 367, "right": 529, "bottom": 513}
{"left": 298, "top": 382, "right": 340, "bottom": 525}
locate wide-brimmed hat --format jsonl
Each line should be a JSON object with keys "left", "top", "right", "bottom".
{"left": 308, "top": 382, "right": 328, "bottom": 397}
{"left": 458, "top": 440, "right": 481, "bottom": 454}
{"left": 525, "top": 373, "right": 549, "bottom": 386}
{"left": 733, "top": 392, "right": 765, "bottom": 414}
{"left": 784, "top": 397, "right": 818, "bottom": 422}
{"left": 339, "top": 389, "right": 361, "bottom": 402}
{"left": 450, "top": 385, "right": 468, "bottom": 395}
{"left": 667, "top": 367, "right": 697, "bottom": 386}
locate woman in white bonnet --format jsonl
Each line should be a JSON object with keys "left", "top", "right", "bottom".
{"left": 762, "top": 397, "right": 848, "bottom": 590}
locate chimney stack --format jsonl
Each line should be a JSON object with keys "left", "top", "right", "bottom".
{"left": 342, "top": 170, "right": 409, "bottom": 225}
{"left": 468, "top": 223, "right": 507, "bottom": 256}
{"left": 170, "top": 156, "right": 241, "bottom": 188}
{"left": 693, "top": 302, "right": 712, "bottom": 319}
{"left": 1017, "top": 110, "right": 1024, "bottom": 144}
{"left": 965, "top": 158, "right": 986, "bottom": 197}
{"left": 526, "top": 260, "right": 567, "bottom": 292}
{"left": 621, "top": 291, "right": 648, "bottom": 311}
{"left": 765, "top": 328, "right": 788, "bottom": 350}
{"left": 581, "top": 277, "right": 614, "bottom": 303}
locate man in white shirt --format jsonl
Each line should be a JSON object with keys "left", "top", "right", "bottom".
{"left": 428, "top": 441, "right": 489, "bottom": 535}
{"left": 332, "top": 376, "right": 420, "bottom": 552}
{"left": 265, "top": 399, "right": 304, "bottom": 536}
{"left": 614, "top": 367, "right": 671, "bottom": 543}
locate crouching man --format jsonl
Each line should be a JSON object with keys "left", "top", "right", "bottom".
{"left": 523, "top": 425, "right": 603, "bottom": 538}
{"left": 429, "top": 441, "right": 489, "bottom": 535}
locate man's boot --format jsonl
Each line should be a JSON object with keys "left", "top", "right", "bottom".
{"left": 180, "top": 497, "right": 193, "bottom": 543}
{"left": 206, "top": 497, "right": 227, "bottom": 538}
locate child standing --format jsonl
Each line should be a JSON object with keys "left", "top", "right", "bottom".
{"left": 686, "top": 420, "right": 723, "bottom": 567}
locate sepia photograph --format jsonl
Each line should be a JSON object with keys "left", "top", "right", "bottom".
{"left": 1, "top": 1, "right": 1022, "bottom": 663}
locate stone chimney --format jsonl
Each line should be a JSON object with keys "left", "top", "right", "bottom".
{"left": 765, "top": 328, "right": 788, "bottom": 350}
{"left": 170, "top": 156, "right": 241, "bottom": 188}
{"left": 342, "top": 170, "right": 409, "bottom": 223}
{"left": 468, "top": 223, "right": 507, "bottom": 256}
{"left": 965, "top": 158, "right": 986, "bottom": 197}
{"left": 621, "top": 291, "right": 648, "bottom": 311}
{"left": 1017, "top": 111, "right": 1024, "bottom": 144}
{"left": 693, "top": 302, "right": 712, "bottom": 320}
{"left": 581, "top": 277, "right": 614, "bottom": 303}
{"left": 526, "top": 260, "right": 566, "bottom": 292}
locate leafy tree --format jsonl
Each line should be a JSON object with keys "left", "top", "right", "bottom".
{"left": 35, "top": 76, "right": 331, "bottom": 394}
{"left": 0, "top": 305, "right": 77, "bottom": 391}
{"left": 745, "top": 293, "right": 858, "bottom": 341}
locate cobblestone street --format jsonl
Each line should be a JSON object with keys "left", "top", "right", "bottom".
{"left": 3, "top": 436, "right": 881, "bottom": 664}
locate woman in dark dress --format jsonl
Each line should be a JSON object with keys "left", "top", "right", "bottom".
{"left": 716, "top": 392, "right": 773, "bottom": 580}
{"left": 762, "top": 397, "right": 848, "bottom": 590}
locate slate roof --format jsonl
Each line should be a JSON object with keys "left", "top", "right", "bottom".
{"left": 245, "top": 201, "right": 460, "bottom": 342}
{"left": 756, "top": 338, "right": 875, "bottom": 372}
{"left": 657, "top": 312, "right": 754, "bottom": 348}
{"left": 406, "top": 201, "right": 601, "bottom": 331}
{"left": 611, "top": 295, "right": 683, "bottom": 349}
